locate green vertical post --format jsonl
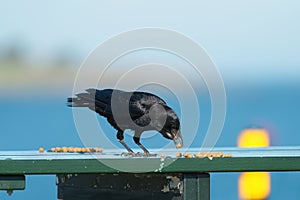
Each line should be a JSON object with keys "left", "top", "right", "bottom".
{"left": 197, "top": 173, "right": 210, "bottom": 200}
{"left": 184, "top": 173, "right": 210, "bottom": 200}
{"left": 184, "top": 174, "right": 198, "bottom": 200}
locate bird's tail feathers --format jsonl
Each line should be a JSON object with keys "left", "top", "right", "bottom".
{"left": 67, "top": 90, "right": 107, "bottom": 109}
{"left": 67, "top": 93, "right": 94, "bottom": 107}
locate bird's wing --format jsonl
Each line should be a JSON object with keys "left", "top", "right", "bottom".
{"left": 128, "top": 92, "right": 167, "bottom": 120}
{"left": 83, "top": 89, "right": 168, "bottom": 123}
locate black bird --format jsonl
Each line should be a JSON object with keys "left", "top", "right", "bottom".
{"left": 67, "top": 88, "right": 182, "bottom": 154}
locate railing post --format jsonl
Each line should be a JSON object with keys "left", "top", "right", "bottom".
{"left": 184, "top": 173, "right": 210, "bottom": 200}
{"left": 0, "top": 175, "right": 25, "bottom": 196}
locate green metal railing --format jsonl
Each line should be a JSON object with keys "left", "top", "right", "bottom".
{"left": 0, "top": 146, "right": 300, "bottom": 199}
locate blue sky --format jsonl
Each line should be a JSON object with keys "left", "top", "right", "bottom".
{"left": 0, "top": 0, "right": 299, "bottom": 95}
{"left": 1, "top": 0, "right": 300, "bottom": 78}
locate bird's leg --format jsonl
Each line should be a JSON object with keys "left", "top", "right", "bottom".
{"left": 116, "top": 130, "right": 134, "bottom": 154}
{"left": 133, "top": 136, "right": 149, "bottom": 154}
{"left": 133, "top": 131, "right": 157, "bottom": 156}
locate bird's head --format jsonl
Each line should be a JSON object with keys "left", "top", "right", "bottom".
{"left": 159, "top": 106, "right": 183, "bottom": 149}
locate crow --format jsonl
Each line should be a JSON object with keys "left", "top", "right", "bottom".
{"left": 67, "top": 88, "right": 182, "bottom": 154}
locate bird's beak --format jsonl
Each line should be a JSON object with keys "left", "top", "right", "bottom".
{"left": 173, "top": 130, "right": 183, "bottom": 149}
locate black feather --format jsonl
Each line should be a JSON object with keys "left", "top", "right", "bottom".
{"left": 67, "top": 88, "right": 181, "bottom": 152}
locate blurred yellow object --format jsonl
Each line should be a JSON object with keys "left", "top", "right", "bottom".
{"left": 238, "top": 128, "right": 271, "bottom": 200}
{"left": 238, "top": 128, "right": 270, "bottom": 147}
{"left": 239, "top": 172, "right": 271, "bottom": 200}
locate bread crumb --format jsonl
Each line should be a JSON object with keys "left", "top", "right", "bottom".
{"left": 176, "top": 152, "right": 182, "bottom": 158}
{"left": 38, "top": 147, "right": 44, "bottom": 153}
{"left": 184, "top": 153, "right": 193, "bottom": 158}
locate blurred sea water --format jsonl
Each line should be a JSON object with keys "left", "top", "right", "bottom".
{"left": 0, "top": 85, "right": 299, "bottom": 199}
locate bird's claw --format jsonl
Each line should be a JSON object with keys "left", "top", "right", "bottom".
{"left": 121, "top": 152, "right": 157, "bottom": 157}
{"left": 121, "top": 152, "right": 135, "bottom": 157}
{"left": 142, "top": 153, "right": 157, "bottom": 157}
{"left": 138, "top": 152, "right": 157, "bottom": 157}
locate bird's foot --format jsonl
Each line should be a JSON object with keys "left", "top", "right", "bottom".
{"left": 121, "top": 152, "right": 157, "bottom": 157}
{"left": 121, "top": 151, "right": 135, "bottom": 157}
{"left": 141, "top": 152, "right": 157, "bottom": 157}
